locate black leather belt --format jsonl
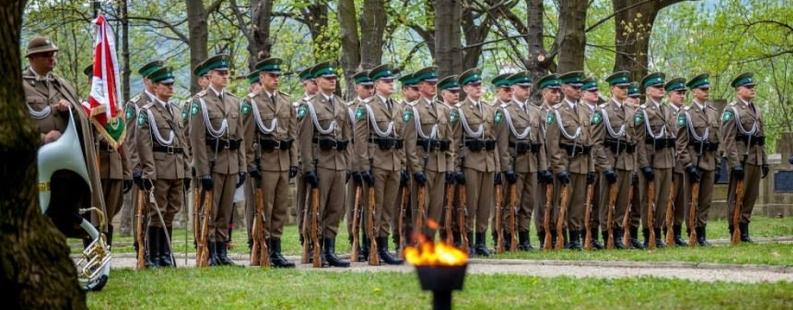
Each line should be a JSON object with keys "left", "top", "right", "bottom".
{"left": 153, "top": 145, "right": 184, "bottom": 154}
{"left": 644, "top": 137, "right": 676, "bottom": 149}
{"left": 417, "top": 139, "right": 450, "bottom": 152}
{"left": 312, "top": 138, "right": 348, "bottom": 151}
{"left": 736, "top": 134, "right": 764, "bottom": 146}
{"left": 465, "top": 139, "right": 496, "bottom": 152}
{"left": 509, "top": 141, "right": 541, "bottom": 155}
{"left": 604, "top": 138, "right": 636, "bottom": 154}
{"left": 689, "top": 140, "right": 719, "bottom": 152}
{"left": 259, "top": 138, "right": 293, "bottom": 151}
{"left": 560, "top": 143, "right": 591, "bottom": 156}
{"left": 368, "top": 137, "right": 403, "bottom": 150}
{"left": 206, "top": 138, "right": 242, "bottom": 150}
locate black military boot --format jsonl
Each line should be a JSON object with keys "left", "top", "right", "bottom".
{"left": 642, "top": 228, "right": 651, "bottom": 248}
{"left": 567, "top": 230, "right": 582, "bottom": 250}
{"left": 208, "top": 241, "right": 219, "bottom": 266}
{"left": 378, "top": 237, "right": 403, "bottom": 265}
{"left": 739, "top": 223, "right": 752, "bottom": 243}
{"left": 630, "top": 227, "right": 644, "bottom": 249}
{"left": 518, "top": 230, "right": 532, "bottom": 251}
{"left": 159, "top": 227, "right": 175, "bottom": 267}
{"left": 550, "top": 230, "right": 558, "bottom": 247}
{"left": 217, "top": 241, "right": 237, "bottom": 266}
{"left": 360, "top": 235, "right": 370, "bottom": 262}
{"left": 269, "top": 238, "right": 295, "bottom": 268}
{"left": 537, "top": 230, "right": 546, "bottom": 249}
{"left": 696, "top": 226, "right": 711, "bottom": 246}
{"left": 145, "top": 227, "right": 160, "bottom": 268}
{"left": 614, "top": 227, "right": 625, "bottom": 249}
{"left": 654, "top": 228, "right": 666, "bottom": 248}
{"left": 106, "top": 224, "right": 114, "bottom": 250}
{"left": 474, "top": 232, "right": 490, "bottom": 256}
{"left": 467, "top": 233, "right": 475, "bottom": 256}
{"left": 591, "top": 228, "right": 603, "bottom": 250}
{"left": 672, "top": 225, "right": 686, "bottom": 246}
{"left": 323, "top": 237, "right": 350, "bottom": 267}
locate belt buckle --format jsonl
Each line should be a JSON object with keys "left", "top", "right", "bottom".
{"left": 166, "top": 146, "right": 175, "bottom": 154}
{"left": 224, "top": 140, "right": 230, "bottom": 149}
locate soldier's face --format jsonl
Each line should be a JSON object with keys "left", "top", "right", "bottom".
{"left": 737, "top": 85, "right": 756, "bottom": 100}
{"left": 646, "top": 85, "right": 665, "bottom": 100}
{"left": 463, "top": 83, "right": 482, "bottom": 99}
{"left": 303, "top": 80, "right": 318, "bottom": 95}
{"left": 155, "top": 82, "right": 174, "bottom": 100}
{"left": 198, "top": 76, "right": 210, "bottom": 89}
{"left": 402, "top": 86, "right": 420, "bottom": 101}
{"left": 418, "top": 81, "right": 436, "bottom": 97}
{"left": 611, "top": 85, "right": 628, "bottom": 101}
{"left": 318, "top": 76, "right": 337, "bottom": 93}
{"left": 260, "top": 72, "right": 279, "bottom": 91}
{"left": 209, "top": 70, "right": 229, "bottom": 88}
{"left": 442, "top": 89, "right": 460, "bottom": 104}
{"left": 143, "top": 79, "right": 155, "bottom": 92}
{"left": 496, "top": 87, "right": 512, "bottom": 102}
{"left": 28, "top": 51, "right": 57, "bottom": 73}
{"left": 542, "top": 88, "right": 561, "bottom": 104}
{"left": 582, "top": 89, "right": 599, "bottom": 103}
{"left": 693, "top": 87, "right": 709, "bottom": 101}
{"left": 625, "top": 97, "right": 639, "bottom": 106}
{"left": 512, "top": 85, "right": 530, "bottom": 101}
{"left": 249, "top": 82, "right": 262, "bottom": 94}
{"left": 375, "top": 79, "right": 394, "bottom": 96}
{"left": 561, "top": 84, "right": 581, "bottom": 101}
{"left": 668, "top": 90, "right": 686, "bottom": 105}
{"left": 355, "top": 84, "right": 373, "bottom": 98}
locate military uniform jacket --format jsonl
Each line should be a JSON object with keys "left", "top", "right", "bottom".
{"left": 297, "top": 93, "right": 352, "bottom": 172}
{"left": 452, "top": 97, "right": 500, "bottom": 172}
{"left": 346, "top": 96, "right": 369, "bottom": 170}
{"left": 545, "top": 99, "right": 594, "bottom": 174}
{"left": 636, "top": 100, "right": 676, "bottom": 170}
{"left": 123, "top": 91, "right": 155, "bottom": 179}
{"left": 189, "top": 88, "right": 246, "bottom": 176}
{"left": 404, "top": 97, "right": 455, "bottom": 174}
{"left": 354, "top": 94, "right": 406, "bottom": 172}
{"left": 137, "top": 99, "right": 190, "bottom": 180}
{"left": 676, "top": 101, "right": 720, "bottom": 172}
{"left": 243, "top": 90, "right": 297, "bottom": 172}
{"left": 496, "top": 99, "right": 547, "bottom": 173}
{"left": 719, "top": 99, "right": 767, "bottom": 167}
{"left": 95, "top": 131, "right": 128, "bottom": 180}
{"left": 582, "top": 101, "right": 605, "bottom": 173}
{"left": 594, "top": 98, "right": 637, "bottom": 172}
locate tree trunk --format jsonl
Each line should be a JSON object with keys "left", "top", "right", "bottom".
{"left": 120, "top": 0, "right": 130, "bottom": 103}
{"left": 248, "top": 0, "right": 273, "bottom": 68}
{"left": 460, "top": 4, "right": 491, "bottom": 70}
{"left": 613, "top": 0, "right": 684, "bottom": 81}
{"left": 0, "top": 1, "right": 87, "bottom": 308}
{"left": 434, "top": 0, "right": 463, "bottom": 77}
{"left": 186, "top": 0, "right": 209, "bottom": 93}
{"left": 556, "top": 0, "right": 588, "bottom": 73}
{"left": 525, "top": 0, "right": 549, "bottom": 80}
{"left": 337, "top": 0, "right": 361, "bottom": 99}
{"left": 359, "top": 0, "right": 387, "bottom": 68}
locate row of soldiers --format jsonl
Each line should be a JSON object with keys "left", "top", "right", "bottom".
{"left": 23, "top": 35, "right": 767, "bottom": 270}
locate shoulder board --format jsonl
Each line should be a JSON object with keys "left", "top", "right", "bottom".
{"left": 728, "top": 101, "right": 737, "bottom": 106}
{"left": 247, "top": 92, "right": 256, "bottom": 98}
{"left": 706, "top": 105, "right": 716, "bottom": 110}
{"left": 407, "top": 100, "right": 417, "bottom": 107}
{"left": 196, "top": 90, "right": 208, "bottom": 97}
{"left": 225, "top": 91, "right": 238, "bottom": 98}
{"left": 639, "top": 104, "right": 647, "bottom": 109}
{"left": 278, "top": 90, "right": 290, "bottom": 97}
{"left": 499, "top": 102, "right": 508, "bottom": 108}
{"left": 142, "top": 101, "right": 155, "bottom": 110}
{"left": 130, "top": 94, "right": 141, "bottom": 103}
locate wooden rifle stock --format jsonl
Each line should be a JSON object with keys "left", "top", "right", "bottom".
{"left": 255, "top": 187, "right": 270, "bottom": 267}
{"left": 647, "top": 180, "right": 657, "bottom": 250}
{"left": 301, "top": 187, "right": 311, "bottom": 264}
{"left": 542, "top": 183, "right": 553, "bottom": 251}
{"left": 398, "top": 185, "right": 409, "bottom": 258}
{"left": 622, "top": 183, "right": 636, "bottom": 247}
{"left": 135, "top": 189, "right": 146, "bottom": 270}
{"left": 555, "top": 184, "right": 570, "bottom": 250}
{"left": 605, "top": 183, "right": 618, "bottom": 249}
{"left": 508, "top": 183, "right": 518, "bottom": 252}
{"left": 688, "top": 181, "right": 700, "bottom": 247}
{"left": 415, "top": 185, "right": 426, "bottom": 238}
{"left": 494, "top": 184, "right": 504, "bottom": 254}
{"left": 311, "top": 186, "right": 321, "bottom": 268}
{"left": 444, "top": 184, "right": 454, "bottom": 244}
{"left": 458, "top": 184, "right": 469, "bottom": 254}
{"left": 583, "top": 184, "right": 594, "bottom": 251}
{"left": 350, "top": 185, "right": 362, "bottom": 262}
{"left": 732, "top": 179, "right": 745, "bottom": 245}
{"left": 196, "top": 189, "right": 213, "bottom": 267}
{"left": 367, "top": 187, "right": 379, "bottom": 265}
{"left": 665, "top": 181, "right": 677, "bottom": 246}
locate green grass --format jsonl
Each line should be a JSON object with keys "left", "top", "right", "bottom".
{"left": 89, "top": 268, "right": 793, "bottom": 309}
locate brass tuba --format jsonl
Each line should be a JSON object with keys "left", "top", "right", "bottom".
{"left": 37, "top": 107, "right": 110, "bottom": 291}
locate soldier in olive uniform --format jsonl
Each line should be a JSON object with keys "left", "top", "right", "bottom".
{"left": 626, "top": 83, "right": 641, "bottom": 107}
{"left": 594, "top": 71, "right": 636, "bottom": 249}
{"left": 188, "top": 55, "right": 247, "bottom": 266}
{"left": 243, "top": 69, "right": 262, "bottom": 251}
{"left": 451, "top": 68, "right": 500, "bottom": 256}
{"left": 137, "top": 66, "right": 191, "bottom": 267}
{"left": 127, "top": 61, "right": 165, "bottom": 190}
{"left": 23, "top": 36, "right": 107, "bottom": 241}
{"left": 393, "top": 72, "right": 419, "bottom": 251}
{"left": 546, "top": 71, "right": 595, "bottom": 250}
{"left": 676, "top": 74, "right": 719, "bottom": 246}
{"left": 533, "top": 74, "right": 561, "bottom": 248}
{"left": 295, "top": 65, "right": 317, "bottom": 246}
{"left": 579, "top": 77, "right": 604, "bottom": 249}
{"left": 721, "top": 72, "right": 767, "bottom": 243}
{"left": 242, "top": 58, "right": 298, "bottom": 267}
{"left": 635, "top": 72, "right": 676, "bottom": 248}
{"left": 496, "top": 71, "right": 547, "bottom": 251}
{"left": 664, "top": 77, "right": 689, "bottom": 247}
{"left": 353, "top": 65, "right": 406, "bottom": 265}
{"left": 345, "top": 70, "right": 374, "bottom": 261}
{"left": 297, "top": 62, "right": 352, "bottom": 267}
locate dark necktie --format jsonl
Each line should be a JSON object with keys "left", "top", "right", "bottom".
{"left": 271, "top": 93, "right": 277, "bottom": 107}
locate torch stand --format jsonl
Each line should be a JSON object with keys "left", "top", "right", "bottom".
{"left": 415, "top": 264, "right": 468, "bottom": 310}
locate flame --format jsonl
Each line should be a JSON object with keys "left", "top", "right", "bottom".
{"left": 404, "top": 231, "right": 468, "bottom": 267}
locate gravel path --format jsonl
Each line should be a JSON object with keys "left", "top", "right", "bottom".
{"left": 97, "top": 253, "right": 793, "bottom": 284}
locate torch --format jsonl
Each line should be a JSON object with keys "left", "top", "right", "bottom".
{"left": 405, "top": 220, "right": 469, "bottom": 310}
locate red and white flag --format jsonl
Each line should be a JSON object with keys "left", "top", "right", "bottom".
{"left": 87, "top": 14, "right": 125, "bottom": 149}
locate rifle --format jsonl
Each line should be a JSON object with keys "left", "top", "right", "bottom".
{"left": 457, "top": 183, "right": 469, "bottom": 254}
{"left": 300, "top": 186, "right": 311, "bottom": 264}
{"left": 646, "top": 179, "right": 657, "bottom": 250}
{"left": 622, "top": 180, "right": 636, "bottom": 247}
{"left": 554, "top": 183, "right": 570, "bottom": 250}
{"left": 494, "top": 182, "right": 504, "bottom": 254}
{"left": 688, "top": 181, "right": 700, "bottom": 247}
{"left": 664, "top": 180, "right": 677, "bottom": 246}
{"left": 251, "top": 184, "right": 270, "bottom": 267}
{"left": 350, "top": 184, "right": 362, "bottom": 262}
{"left": 583, "top": 183, "right": 595, "bottom": 251}
{"left": 310, "top": 184, "right": 321, "bottom": 267}
{"left": 444, "top": 183, "right": 454, "bottom": 244}
{"left": 367, "top": 186, "right": 379, "bottom": 265}
{"left": 196, "top": 189, "right": 213, "bottom": 267}
{"left": 415, "top": 184, "right": 426, "bottom": 239}
{"left": 605, "top": 182, "right": 618, "bottom": 249}
{"left": 542, "top": 183, "right": 553, "bottom": 251}
{"left": 732, "top": 134, "right": 751, "bottom": 245}
{"left": 508, "top": 181, "right": 518, "bottom": 252}
{"left": 398, "top": 184, "right": 409, "bottom": 258}
{"left": 134, "top": 189, "right": 146, "bottom": 270}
